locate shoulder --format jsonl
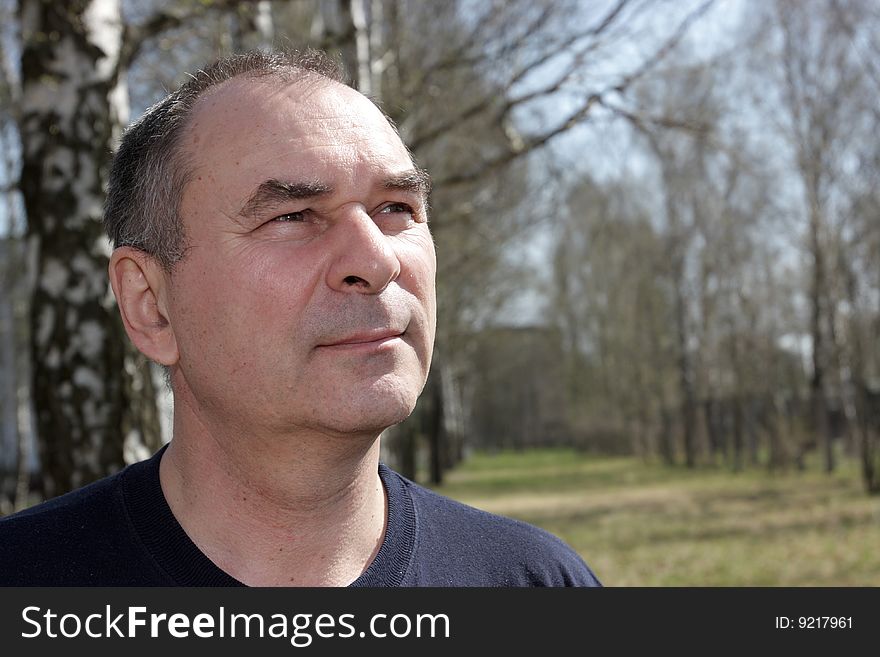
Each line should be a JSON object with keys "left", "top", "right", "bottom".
{"left": 0, "top": 470, "right": 123, "bottom": 536}
{"left": 0, "top": 466, "right": 146, "bottom": 585}
{"left": 387, "top": 469, "right": 601, "bottom": 587}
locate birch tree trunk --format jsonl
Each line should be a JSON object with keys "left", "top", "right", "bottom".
{"left": 19, "top": 0, "right": 160, "bottom": 499}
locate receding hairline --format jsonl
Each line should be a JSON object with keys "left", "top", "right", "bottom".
{"left": 182, "top": 67, "right": 353, "bottom": 145}
{"left": 167, "top": 70, "right": 373, "bottom": 226}
{"left": 173, "top": 69, "right": 413, "bottom": 206}
{"left": 177, "top": 68, "right": 402, "bottom": 168}
{"left": 197, "top": 64, "right": 345, "bottom": 104}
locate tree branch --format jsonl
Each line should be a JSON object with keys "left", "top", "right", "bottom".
{"left": 611, "top": 0, "right": 716, "bottom": 94}
{"left": 598, "top": 98, "right": 710, "bottom": 136}
{"left": 408, "top": 1, "right": 631, "bottom": 152}
{"left": 410, "top": 3, "right": 557, "bottom": 87}
{"left": 411, "top": 0, "right": 710, "bottom": 156}
{"left": 117, "top": 0, "right": 246, "bottom": 75}
{"left": 433, "top": 93, "right": 601, "bottom": 189}
{"left": 431, "top": 0, "right": 716, "bottom": 189}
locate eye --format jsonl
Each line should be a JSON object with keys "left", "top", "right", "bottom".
{"left": 374, "top": 202, "right": 418, "bottom": 231}
{"left": 377, "top": 202, "right": 414, "bottom": 218}
{"left": 272, "top": 211, "right": 306, "bottom": 223}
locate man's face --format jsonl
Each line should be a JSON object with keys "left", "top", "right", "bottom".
{"left": 165, "top": 75, "right": 436, "bottom": 438}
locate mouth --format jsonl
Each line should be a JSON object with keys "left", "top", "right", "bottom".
{"left": 317, "top": 329, "right": 405, "bottom": 350}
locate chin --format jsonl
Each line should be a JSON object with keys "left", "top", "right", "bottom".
{"left": 316, "top": 378, "right": 422, "bottom": 436}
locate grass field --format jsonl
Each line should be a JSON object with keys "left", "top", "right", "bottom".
{"left": 431, "top": 449, "right": 880, "bottom": 586}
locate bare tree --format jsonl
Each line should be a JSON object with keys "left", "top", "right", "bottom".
{"left": 17, "top": 0, "right": 168, "bottom": 497}
{"left": 766, "top": 0, "right": 876, "bottom": 474}
{"left": 822, "top": 0, "right": 880, "bottom": 491}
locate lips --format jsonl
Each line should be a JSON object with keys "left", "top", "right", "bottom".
{"left": 317, "top": 329, "right": 404, "bottom": 348}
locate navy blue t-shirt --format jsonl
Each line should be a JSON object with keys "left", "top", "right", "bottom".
{"left": 0, "top": 447, "right": 601, "bottom": 586}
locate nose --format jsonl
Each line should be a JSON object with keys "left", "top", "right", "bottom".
{"left": 326, "top": 206, "right": 401, "bottom": 294}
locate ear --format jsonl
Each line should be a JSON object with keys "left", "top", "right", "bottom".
{"left": 108, "top": 247, "right": 179, "bottom": 366}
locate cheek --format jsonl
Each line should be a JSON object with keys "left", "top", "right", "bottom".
{"left": 169, "top": 249, "right": 315, "bottom": 359}
{"left": 169, "top": 265, "right": 233, "bottom": 345}
{"left": 397, "top": 230, "right": 436, "bottom": 299}
{"left": 239, "top": 253, "right": 312, "bottom": 316}
{"left": 396, "top": 236, "right": 437, "bottom": 357}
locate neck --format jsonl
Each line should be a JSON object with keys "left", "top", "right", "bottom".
{"left": 159, "top": 388, "right": 387, "bottom": 586}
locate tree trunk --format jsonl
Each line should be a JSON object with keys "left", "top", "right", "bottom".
{"left": 332, "top": 0, "right": 359, "bottom": 86}
{"left": 767, "top": 394, "right": 787, "bottom": 471}
{"left": 228, "top": 1, "right": 274, "bottom": 52}
{"left": 13, "top": 238, "right": 35, "bottom": 510}
{"left": 671, "top": 236, "right": 697, "bottom": 468}
{"left": 651, "top": 138, "right": 697, "bottom": 469}
{"left": 745, "top": 396, "right": 760, "bottom": 467}
{"left": 731, "top": 395, "right": 744, "bottom": 472}
{"left": 427, "top": 367, "right": 445, "bottom": 485}
{"left": 659, "top": 408, "right": 676, "bottom": 466}
{"left": 703, "top": 397, "right": 722, "bottom": 465}
{"left": 398, "top": 424, "right": 417, "bottom": 482}
{"left": 807, "top": 202, "right": 834, "bottom": 474}
{"left": 19, "top": 0, "right": 159, "bottom": 498}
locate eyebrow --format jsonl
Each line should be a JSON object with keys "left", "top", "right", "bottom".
{"left": 383, "top": 168, "right": 432, "bottom": 198}
{"left": 238, "top": 168, "right": 432, "bottom": 219}
{"left": 239, "top": 179, "right": 333, "bottom": 218}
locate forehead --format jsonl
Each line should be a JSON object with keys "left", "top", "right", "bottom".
{"left": 183, "top": 75, "right": 413, "bottom": 196}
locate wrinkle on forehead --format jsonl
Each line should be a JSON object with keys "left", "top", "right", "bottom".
{"left": 189, "top": 71, "right": 340, "bottom": 124}
{"left": 183, "top": 74, "right": 406, "bottom": 171}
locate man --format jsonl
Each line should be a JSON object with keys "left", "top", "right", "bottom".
{"left": 0, "top": 50, "right": 600, "bottom": 587}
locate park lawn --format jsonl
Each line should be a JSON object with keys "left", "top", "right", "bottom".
{"left": 431, "top": 449, "right": 880, "bottom": 586}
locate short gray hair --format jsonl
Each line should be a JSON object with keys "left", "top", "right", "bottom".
{"left": 103, "top": 49, "right": 347, "bottom": 271}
